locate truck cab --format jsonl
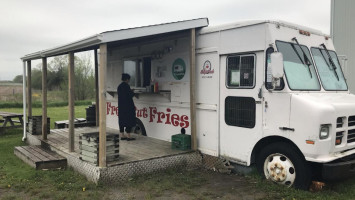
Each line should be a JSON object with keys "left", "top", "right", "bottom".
{"left": 102, "top": 19, "right": 355, "bottom": 189}
{"left": 196, "top": 20, "right": 355, "bottom": 189}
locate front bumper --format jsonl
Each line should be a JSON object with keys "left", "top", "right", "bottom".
{"left": 322, "top": 155, "right": 355, "bottom": 180}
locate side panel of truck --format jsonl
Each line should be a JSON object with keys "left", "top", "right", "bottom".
{"left": 196, "top": 24, "right": 268, "bottom": 162}
{"left": 210, "top": 24, "right": 266, "bottom": 165}
{"left": 195, "top": 51, "right": 219, "bottom": 156}
{"left": 219, "top": 52, "right": 264, "bottom": 164}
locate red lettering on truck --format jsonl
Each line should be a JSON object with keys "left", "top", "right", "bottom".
{"left": 107, "top": 103, "right": 190, "bottom": 128}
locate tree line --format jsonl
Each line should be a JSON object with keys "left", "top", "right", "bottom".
{"left": 13, "top": 54, "right": 95, "bottom": 101}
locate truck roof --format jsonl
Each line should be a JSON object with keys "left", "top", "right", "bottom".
{"left": 21, "top": 18, "right": 328, "bottom": 61}
{"left": 199, "top": 20, "right": 328, "bottom": 37}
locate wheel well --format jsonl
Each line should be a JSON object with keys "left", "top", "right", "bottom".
{"left": 135, "top": 117, "right": 147, "bottom": 136}
{"left": 250, "top": 136, "right": 304, "bottom": 164}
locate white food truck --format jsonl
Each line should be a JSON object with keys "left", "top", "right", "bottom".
{"left": 105, "top": 19, "right": 355, "bottom": 189}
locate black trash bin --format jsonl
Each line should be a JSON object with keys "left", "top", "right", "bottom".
{"left": 86, "top": 105, "right": 96, "bottom": 125}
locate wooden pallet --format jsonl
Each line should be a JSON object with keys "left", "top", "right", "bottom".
{"left": 79, "top": 132, "right": 120, "bottom": 165}
{"left": 28, "top": 116, "right": 50, "bottom": 135}
{"left": 14, "top": 146, "right": 67, "bottom": 170}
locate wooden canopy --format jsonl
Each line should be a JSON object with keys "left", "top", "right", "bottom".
{"left": 21, "top": 18, "right": 209, "bottom": 167}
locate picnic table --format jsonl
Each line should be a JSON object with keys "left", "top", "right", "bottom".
{"left": 0, "top": 111, "right": 24, "bottom": 130}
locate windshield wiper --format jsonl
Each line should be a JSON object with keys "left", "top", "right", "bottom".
{"left": 319, "top": 48, "right": 332, "bottom": 70}
{"left": 320, "top": 43, "right": 339, "bottom": 81}
{"left": 291, "top": 37, "right": 312, "bottom": 78}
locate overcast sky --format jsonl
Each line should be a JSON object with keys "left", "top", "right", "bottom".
{"left": 0, "top": 0, "right": 330, "bottom": 80}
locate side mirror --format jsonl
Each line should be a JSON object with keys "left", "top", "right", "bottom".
{"left": 270, "top": 52, "right": 284, "bottom": 79}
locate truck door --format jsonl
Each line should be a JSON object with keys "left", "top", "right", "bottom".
{"left": 219, "top": 53, "right": 262, "bottom": 165}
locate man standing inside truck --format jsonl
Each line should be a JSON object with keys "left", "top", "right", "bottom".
{"left": 117, "top": 73, "right": 136, "bottom": 141}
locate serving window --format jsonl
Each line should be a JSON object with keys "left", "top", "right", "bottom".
{"left": 123, "top": 57, "right": 151, "bottom": 88}
{"left": 227, "top": 54, "right": 255, "bottom": 88}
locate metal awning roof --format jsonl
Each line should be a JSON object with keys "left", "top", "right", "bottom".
{"left": 21, "top": 18, "right": 209, "bottom": 61}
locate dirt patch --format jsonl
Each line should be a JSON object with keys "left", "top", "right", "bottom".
{"left": 106, "top": 170, "right": 266, "bottom": 200}
{"left": 191, "top": 172, "right": 266, "bottom": 199}
{"left": 0, "top": 187, "right": 28, "bottom": 200}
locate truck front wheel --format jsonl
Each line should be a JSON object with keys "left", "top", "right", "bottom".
{"left": 256, "top": 142, "right": 312, "bottom": 190}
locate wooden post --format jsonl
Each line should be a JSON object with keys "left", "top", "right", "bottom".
{"left": 22, "top": 61, "right": 27, "bottom": 141}
{"left": 94, "top": 49, "right": 99, "bottom": 126}
{"left": 27, "top": 60, "right": 32, "bottom": 118}
{"left": 99, "top": 44, "right": 107, "bottom": 167}
{"left": 42, "top": 57, "right": 48, "bottom": 140}
{"left": 190, "top": 28, "right": 197, "bottom": 150}
{"left": 68, "top": 52, "right": 75, "bottom": 152}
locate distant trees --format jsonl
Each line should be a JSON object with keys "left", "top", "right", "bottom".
{"left": 73, "top": 53, "right": 95, "bottom": 100}
{"left": 48, "top": 55, "right": 68, "bottom": 91}
{"left": 30, "top": 68, "right": 43, "bottom": 90}
{"left": 27, "top": 53, "right": 95, "bottom": 101}
{"left": 13, "top": 75, "right": 23, "bottom": 83}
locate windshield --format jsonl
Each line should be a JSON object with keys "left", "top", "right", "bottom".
{"left": 311, "top": 48, "right": 347, "bottom": 91}
{"left": 276, "top": 41, "right": 320, "bottom": 90}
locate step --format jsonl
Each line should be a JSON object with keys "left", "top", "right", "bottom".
{"left": 14, "top": 145, "right": 67, "bottom": 170}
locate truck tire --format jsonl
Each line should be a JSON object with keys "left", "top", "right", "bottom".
{"left": 134, "top": 118, "right": 147, "bottom": 136}
{"left": 256, "top": 142, "right": 312, "bottom": 190}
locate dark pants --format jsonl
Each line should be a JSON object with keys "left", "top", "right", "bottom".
{"left": 119, "top": 125, "right": 132, "bottom": 133}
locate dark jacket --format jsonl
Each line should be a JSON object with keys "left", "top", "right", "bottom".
{"left": 117, "top": 82, "right": 136, "bottom": 127}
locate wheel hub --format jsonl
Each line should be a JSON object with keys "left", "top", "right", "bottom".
{"left": 135, "top": 126, "right": 141, "bottom": 135}
{"left": 263, "top": 153, "right": 296, "bottom": 187}
{"left": 269, "top": 163, "right": 286, "bottom": 182}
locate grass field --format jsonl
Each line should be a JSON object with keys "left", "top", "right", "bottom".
{"left": 0, "top": 83, "right": 77, "bottom": 103}
{"left": 0, "top": 129, "right": 104, "bottom": 200}
{"left": 0, "top": 105, "right": 103, "bottom": 200}
{"left": 2, "top": 106, "right": 355, "bottom": 199}
{"left": 1, "top": 105, "right": 89, "bottom": 129}
{"left": 0, "top": 85, "right": 23, "bottom": 102}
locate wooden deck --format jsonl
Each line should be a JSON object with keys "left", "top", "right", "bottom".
{"left": 34, "top": 127, "right": 190, "bottom": 167}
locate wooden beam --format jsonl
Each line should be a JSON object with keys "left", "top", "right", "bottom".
{"left": 22, "top": 61, "right": 27, "bottom": 141}
{"left": 42, "top": 57, "right": 48, "bottom": 140}
{"left": 94, "top": 49, "right": 99, "bottom": 126}
{"left": 98, "top": 44, "right": 107, "bottom": 167}
{"left": 27, "top": 60, "right": 32, "bottom": 118}
{"left": 68, "top": 52, "right": 75, "bottom": 152}
{"left": 190, "top": 28, "right": 197, "bottom": 150}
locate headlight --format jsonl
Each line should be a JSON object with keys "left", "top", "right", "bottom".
{"left": 319, "top": 124, "right": 330, "bottom": 139}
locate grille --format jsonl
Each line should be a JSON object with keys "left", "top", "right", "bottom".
{"left": 349, "top": 116, "right": 355, "bottom": 127}
{"left": 348, "top": 116, "right": 355, "bottom": 144}
{"left": 336, "top": 131, "right": 344, "bottom": 145}
{"left": 348, "top": 129, "right": 355, "bottom": 144}
{"left": 337, "top": 117, "right": 344, "bottom": 128}
{"left": 336, "top": 116, "right": 355, "bottom": 145}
